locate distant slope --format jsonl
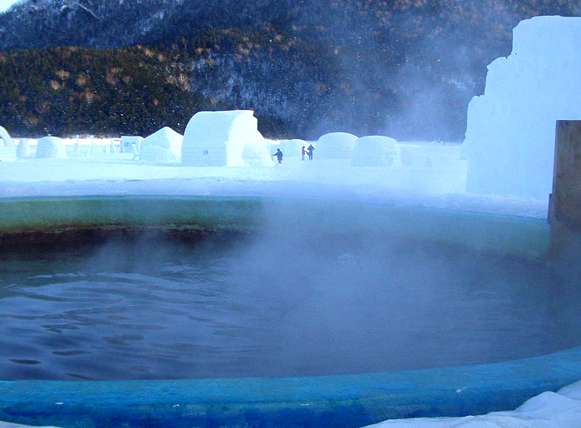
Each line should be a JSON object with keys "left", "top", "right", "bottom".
{"left": 1, "top": 0, "right": 580, "bottom": 139}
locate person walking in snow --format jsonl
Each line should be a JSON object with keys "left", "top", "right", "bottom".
{"left": 306, "top": 144, "right": 315, "bottom": 160}
{"left": 272, "top": 148, "right": 283, "bottom": 164}
{"left": 301, "top": 145, "right": 306, "bottom": 161}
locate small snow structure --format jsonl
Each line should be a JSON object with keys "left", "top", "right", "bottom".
{"left": 141, "top": 127, "right": 183, "bottom": 163}
{"left": 278, "top": 139, "right": 307, "bottom": 158}
{"left": 352, "top": 136, "right": 399, "bottom": 167}
{"left": 36, "top": 136, "right": 67, "bottom": 159}
{"left": 0, "top": 126, "right": 12, "bottom": 146}
{"left": 121, "top": 136, "right": 143, "bottom": 154}
{"left": 182, "top": 110, "right": 271, "bottom": 167}
{"left": 316, "top": 132, "right": 357, "bottom": 159}
{"left": 16, "top": 140, "right": 32, "bottom": 159}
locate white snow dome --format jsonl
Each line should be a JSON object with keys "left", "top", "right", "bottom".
{"left": 316, "top": 132, "right": 357, "bottom": 159}
{"left": 278, "top": 139, "right": 307, "bottom": 158}
{"left": 16, "top": 139, "right": 32, "bottom": 158}
{"left": 182, "top": 110, "right": 272, "bottom": 167}
{"left": 36, "top": 136, "right": 68, "bottom": 159}
{"left": 351, "top": 136, "right": 399, "bottom": 167}
{"left": 141, "top": 127, "right": 183, "bottom": 163}
{"left": 0, "top": 126, "right": 12, "bottom": 146}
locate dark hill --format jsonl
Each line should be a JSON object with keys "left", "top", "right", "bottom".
{"left": 1, "top": 0, "right": 580, "bottom": 139}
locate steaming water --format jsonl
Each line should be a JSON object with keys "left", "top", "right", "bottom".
{"left": 1, "top": 232, "right": 580, "bottom": 381}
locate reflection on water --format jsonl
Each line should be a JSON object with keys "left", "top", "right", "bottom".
{"left": 0, "top": 231, "right": 580, "bottom": 380}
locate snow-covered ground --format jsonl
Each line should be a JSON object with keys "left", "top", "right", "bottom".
{"left": 368, "top": 381, "right": 581, "bottom": 428}
{"left": 0, "top": 157, "right": 547, "bottom": 219}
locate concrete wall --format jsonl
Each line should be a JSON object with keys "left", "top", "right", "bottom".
{"left": 550, "top": 120, "right": 581, "bottom": 254}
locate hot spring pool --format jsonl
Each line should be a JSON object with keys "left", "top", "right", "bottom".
{"left": 1, "top": 196, "right": 580, "bottom": 427}
{"left": 1, "top": 231, "right": 581, "bottom": 382}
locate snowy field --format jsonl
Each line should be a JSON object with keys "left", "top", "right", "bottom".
{"left": 0, "top": 140, "right": 548, "bottom": 219}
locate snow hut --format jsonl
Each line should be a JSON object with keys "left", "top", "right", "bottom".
{"left": 121, "top": 136, "right": 143, "bottom": 155}
{"left": 36, "top": 136, "right": 68, "bottom": 159}
{"left": 141, "top": 127, "right": 183, "bottom": 163}
{"left": 278, "top": 139, "right": 307, "bottom": 158}
{"left": 351, "top": 136, "right": 400, "bottom": 167}
{"left": 0, "top": 126, "right": 12, "bottom": 146}
{"left": 16, "top": 140, "right": 32, "bottom": 158}
{"left": 316, "top": 132, "right": 357, "bottom": 159}
{"left": 182, "top": 110, "right": 271, "bottom": 167}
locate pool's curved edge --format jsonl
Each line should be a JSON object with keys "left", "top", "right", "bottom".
{"left": 0, "top": 195, "right": 550, "bottom": 260}
{"left": 1, "top": 346, "right": 581, "bottom": 428}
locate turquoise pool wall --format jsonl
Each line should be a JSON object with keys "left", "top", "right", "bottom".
{"left": 1, "top": 346, "right": 581, "bottom": 427}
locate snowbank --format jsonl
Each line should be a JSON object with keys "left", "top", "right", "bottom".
{"left": 316, "top": 132, "right": 357, "bottom": 159}
{"left": 36, "top": 137, "right": 67, "bottom": 159}
{"left": 464, "top": 16, "right": 581, "bottom": 200}
{"left": 367, "top": 380, "right": 581, "bottom": 427}
{"left": 0, "top": 126, "right": 12, "bottom": 146}
{"left": 352, "top": 136, "right": 399, "bottom": 167}
{"left": 181, "top": 110, "right": 272, "bottom": 167}
{"left": 141, "top": 127, "right": 183, "bottom": 163}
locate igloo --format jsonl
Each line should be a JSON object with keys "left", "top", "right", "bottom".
{"left": 351, "top": 136, "right": 399, "bottom": 167}
{"left": 0, "top": 126, "right": 12, "bottom": 146}
{"left": 464, "top": 16, "right": 581, "bottom": 200}
{"left": 181, "top": 110, "right": 271, "bottom": 167}
{"left": 16, "top": 140, "right": 32, "bottom": 158}
{"left": 36, "top": 136, "right": 68, "bottom": 159}
{"left": 278, "top": 139, "right": 307, "bottom": 158}
{"left": 141, "top": 127, "right": 183, "bottom": 163}
{"left": 316, "top": 132, "right": 357, "bottom": 159}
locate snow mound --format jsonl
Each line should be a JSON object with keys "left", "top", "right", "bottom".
{"left": 278, "top": 139, "right": 307, "bottom": 158}
{"left": 464, "top": 16, "right": 581, "bottom": 200}
{"left": 316, "top": 132, "right": 357, "bottom": 159}
{"left": 352, "top": 136, "right": 399, "bottom": 167}
{"left": 0, "top": 126, "right": 12, "bottom": 146}
{"left": 16, "top": 139, "right": 32, "bottom": 159}
{"left": 36, "top": 137, "right": 67, "bottom": 159}
{"left": 367, "top": 380, "right": 581, "bottom": 428}
{"left": 141, "top": 127, "right": 183, "bottom": 163}
{"left": 182, "top": 110, "right": 272, "bottom": 167}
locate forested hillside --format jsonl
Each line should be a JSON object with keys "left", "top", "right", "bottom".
{"left": 1, "top": 0, "right": 580, "bottom": 139}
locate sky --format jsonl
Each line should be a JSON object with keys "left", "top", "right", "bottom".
{"left": 0, "top": 0, "right": 19, "bottom": 13}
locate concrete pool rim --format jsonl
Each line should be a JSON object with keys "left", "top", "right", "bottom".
{"left": 0, "top": 194, "right": 569, "bottom": 427}
{"left": 1, "top": 346, "right": 581, "bottom": 427}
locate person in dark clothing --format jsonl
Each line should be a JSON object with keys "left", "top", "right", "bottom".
{"left": 272, "top": 148, "right": 283, "bottom": 164}
{"left": 306, "top": 144, "right": 315, "bottom": 160}
{"left": 301, "top": 145, "right": 306, "bottom": 161}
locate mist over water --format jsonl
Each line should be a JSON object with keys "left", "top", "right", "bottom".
{"left": 1, "top": 206, "right": 581, "bottom": 381}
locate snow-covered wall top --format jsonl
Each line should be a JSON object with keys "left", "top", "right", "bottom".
{"left": 182, "top": 110, "right": 271, "bottom": 167}
{"left": 464, "top": 16, "right": 581, "bottom": 200}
